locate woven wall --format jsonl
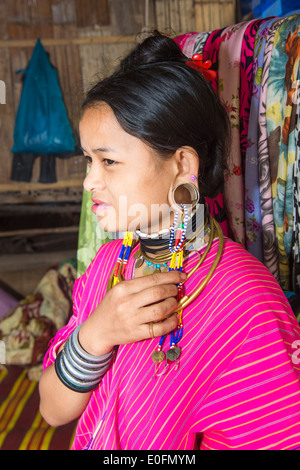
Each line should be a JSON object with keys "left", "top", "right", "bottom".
{"left": 0, "top": 0, "right": 236, "bottom": 192}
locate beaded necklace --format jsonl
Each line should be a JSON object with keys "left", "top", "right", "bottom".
{"left": 146, "top": 204, "right": 187, "bottom": 375}
{"left": 106, "top": 209, "right": 224, "bottom": 377}
{"left": 134, "top": 204, "right": 205, "bottom": 275}
{"left": 111, "top": 231, "right": 134, "bottom": 287}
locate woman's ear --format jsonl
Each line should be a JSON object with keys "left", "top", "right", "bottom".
{"left": 167, "top": 146, "right": 200, "bottom": 211}
{"left": 174, "top": 146, "right": 199, "bottom": 181}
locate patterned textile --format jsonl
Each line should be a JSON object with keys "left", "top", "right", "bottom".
{"left": 181, "top": 16, "right": 300, "bottom": 291}
{"left": 240, "top": 20, "right": 265, "bottom": 166}
{"left": 257, "top": 17, "right": 285, "bottom": 281}
{"left": 294, "top": 90, "right": 300, "bottom": 267}
{"left": 266, "top": 15, "right": 300, "bottom": 290}
{"left": 293, "top": 75, "right": 300, "bottom": 295}
{"left": 0, "top": 262, "right": 78, "bottom": 450}
{"left": 192, "top": 28, "right": 230, "bottom": 239}
{"left": 0, "top": 261, "right": 76, "bottom": 371}
{"left": 44, "top": 238, "right": 300, "bottom": 450}
{"left": 173, "top": 32, "right": 198, "bottom": 57}
{"left": 0, "top": 366, "right": 76, "bottom": 450}
{"left": 218, "top": 21, "right": 250, "bottom": 246}
{"left": 244, "top": 19, "right": 271, "bottom": 262}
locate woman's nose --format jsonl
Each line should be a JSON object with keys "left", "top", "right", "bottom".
{"left": 83, "top": 165, "right": 105, "bottom": 192}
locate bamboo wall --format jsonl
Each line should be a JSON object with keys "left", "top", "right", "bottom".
{"left": 0, "top": 0, "right": 236, "bottom": 195}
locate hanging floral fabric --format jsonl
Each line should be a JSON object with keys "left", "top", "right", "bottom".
{"left": 257, "top": 17, "right": 285, "bottom": 281}
{"left": 294, "top": 81, "right": 300, "bottom": 293}
{"left": 240, "top": 20, "right": 265, "bottom": 165}
{"left": 294, "top": 96, "right": 300, "bottom": 294}
{"left": 217, "top": 22, "right": 251, "bottom": 246}
{"left": 174, "top": 29, "right": 229, "bottom": 238}
{"left": 266, "top": 15, "right": 300, "bottom": 290}
{"left": 244, "top": 18, "right": 276, "bottom": 263}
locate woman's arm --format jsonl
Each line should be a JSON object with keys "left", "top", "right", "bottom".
{"left": 39, "top": 360, "right": 92, "bottom": 427}
{"left": 39, "top": 270, "right": 186, "bottom": 427}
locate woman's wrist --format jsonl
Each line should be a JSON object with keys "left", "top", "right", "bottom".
{"left": 54, "top": 324, "right": 115, "bottom": 393}
{"left": 78, "top": 317, "right": 115, "bottom": 357}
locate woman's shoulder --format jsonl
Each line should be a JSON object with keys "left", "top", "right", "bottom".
{"left": 213, "top": 236, "right": 281, "bottom": 286}
{"left": 219, "top": 237, "right": 275, "bottom": 277}
{"left": 94, "top": 237, "right": 123, "bottom": 259}
{"left": 87, "top": 238, "right": 123, "bottom": 270}
{"left": 189, "top": 235, "right": 287, "bottom": 303}
{"left": 186, "top": 236, "right": 297, "bottom": 338}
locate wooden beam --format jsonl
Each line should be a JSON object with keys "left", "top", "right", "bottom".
{"left": 0, "top": 35, "right": 136, "bottom": 48}
{"left": 0, "top": 226, "right": 79, "bottom": 238}
{"left": 0, "top": 179, "right": 84, "bottom": 203}
{"left": 0, "top": 179, "right": 83, "bottom": 192}
{"left": 0, "top": 204, "right": 81, "bottom": 214}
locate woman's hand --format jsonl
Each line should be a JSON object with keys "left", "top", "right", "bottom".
{"left": 79, "top": 270, "right": 186, "bottom": 356}
{"left": 39, "top": 270, "right": 186, "bottom": 427}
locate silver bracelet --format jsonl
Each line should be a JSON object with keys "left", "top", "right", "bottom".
{"left": 66, "top": 328, "right": 112, "bottom": 370}
{"left": 59, "top": 351, "right": 102, "bottom": 388}
{"left": 55, "top": 324, "right": 114, "bottom": 393}
{"left": 72, "top": 325, "right": 113, "bottom": 364}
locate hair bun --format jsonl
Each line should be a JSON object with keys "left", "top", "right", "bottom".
{"left": 119, "top": 31, "right": 187, "bottom": 72}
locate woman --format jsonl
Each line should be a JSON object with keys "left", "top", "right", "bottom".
{"left": 39, "top": 32, "right": 300, "bottom": 450}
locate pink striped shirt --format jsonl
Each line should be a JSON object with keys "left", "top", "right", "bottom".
{"left": 43, "top": 237, "right": 300, "bottom": 450}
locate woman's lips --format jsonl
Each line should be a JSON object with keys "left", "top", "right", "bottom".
{"left": 92, "top": 198, "right": 105, "bottom": 204}
{"left": 92, "top": 200, "right": 111, "bottom": 214}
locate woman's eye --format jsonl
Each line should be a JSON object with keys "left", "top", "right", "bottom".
{"left": 83, "top": 155, "right": 117, "bottom": 167}
{"left": 84, "top": 155, "right": 92, "bottom": 165}
{"left": 102, "top": 158, "right": 117, "bottom": 166}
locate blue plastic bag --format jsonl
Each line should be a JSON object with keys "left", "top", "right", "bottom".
{"left": 12, "top": 38, "right": 75, "bottom": 154}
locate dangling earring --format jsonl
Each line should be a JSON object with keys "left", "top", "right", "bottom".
{"left": 151, "top": 203, "right": 188, "bottom": 376}
{"left": 151, "top": 181, "right": 199, "bottom": 376}
{"left": 169, "top": 180, "right": 200, "bottom": 264}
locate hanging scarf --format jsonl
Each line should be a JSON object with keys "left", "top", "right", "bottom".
{"left": 293, "top": 71, "right": 300, "bottom": 293}
{"left": 217, "top": 21, "right": 250, "bottom": 246}
{"left": 244, "top": 18, "right": 277, "bottom": 263}
{"left": 195, "top": 28, "right": 229, "bottom": 238}
{"left": 174, "top": 30, "right": 229, "bottom": 238}
{"left": 266, "top": 14, "right": 300, "bottom": 290}
{"left": 240, "top": 19, "right": 266, "bottom": 165}
{"left": 257, "top": 17, "right": 285, "bottom": 281}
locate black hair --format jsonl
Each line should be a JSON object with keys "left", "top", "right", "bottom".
{"left": 82, "top": 31, "right": 230, "bottom": 199}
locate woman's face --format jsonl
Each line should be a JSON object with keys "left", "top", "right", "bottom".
{"left": 80, "top": 104, "right": 177, "bottom": 233}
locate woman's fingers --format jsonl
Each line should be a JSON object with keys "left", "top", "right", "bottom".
{"left": 111, "top": 270, "right": 184, "bottom": 322}
{"left": 146, "top": 311, "right": 179, "bottom": 340}
{"left": 90, "top": 270, "right": 187, "bottom": 348}
{"left": 133, "top": 282, "right": 179, "bottom": 311}
{"left": 118, "top": 270, "right": 186, "bottom": 295}
{"left": 140, "top": 294, "right": 179, "bottom": 324}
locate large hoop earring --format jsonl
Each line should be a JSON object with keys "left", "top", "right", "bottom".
{"left": 172, "top": 182, "right": 200, "bottom": 212}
